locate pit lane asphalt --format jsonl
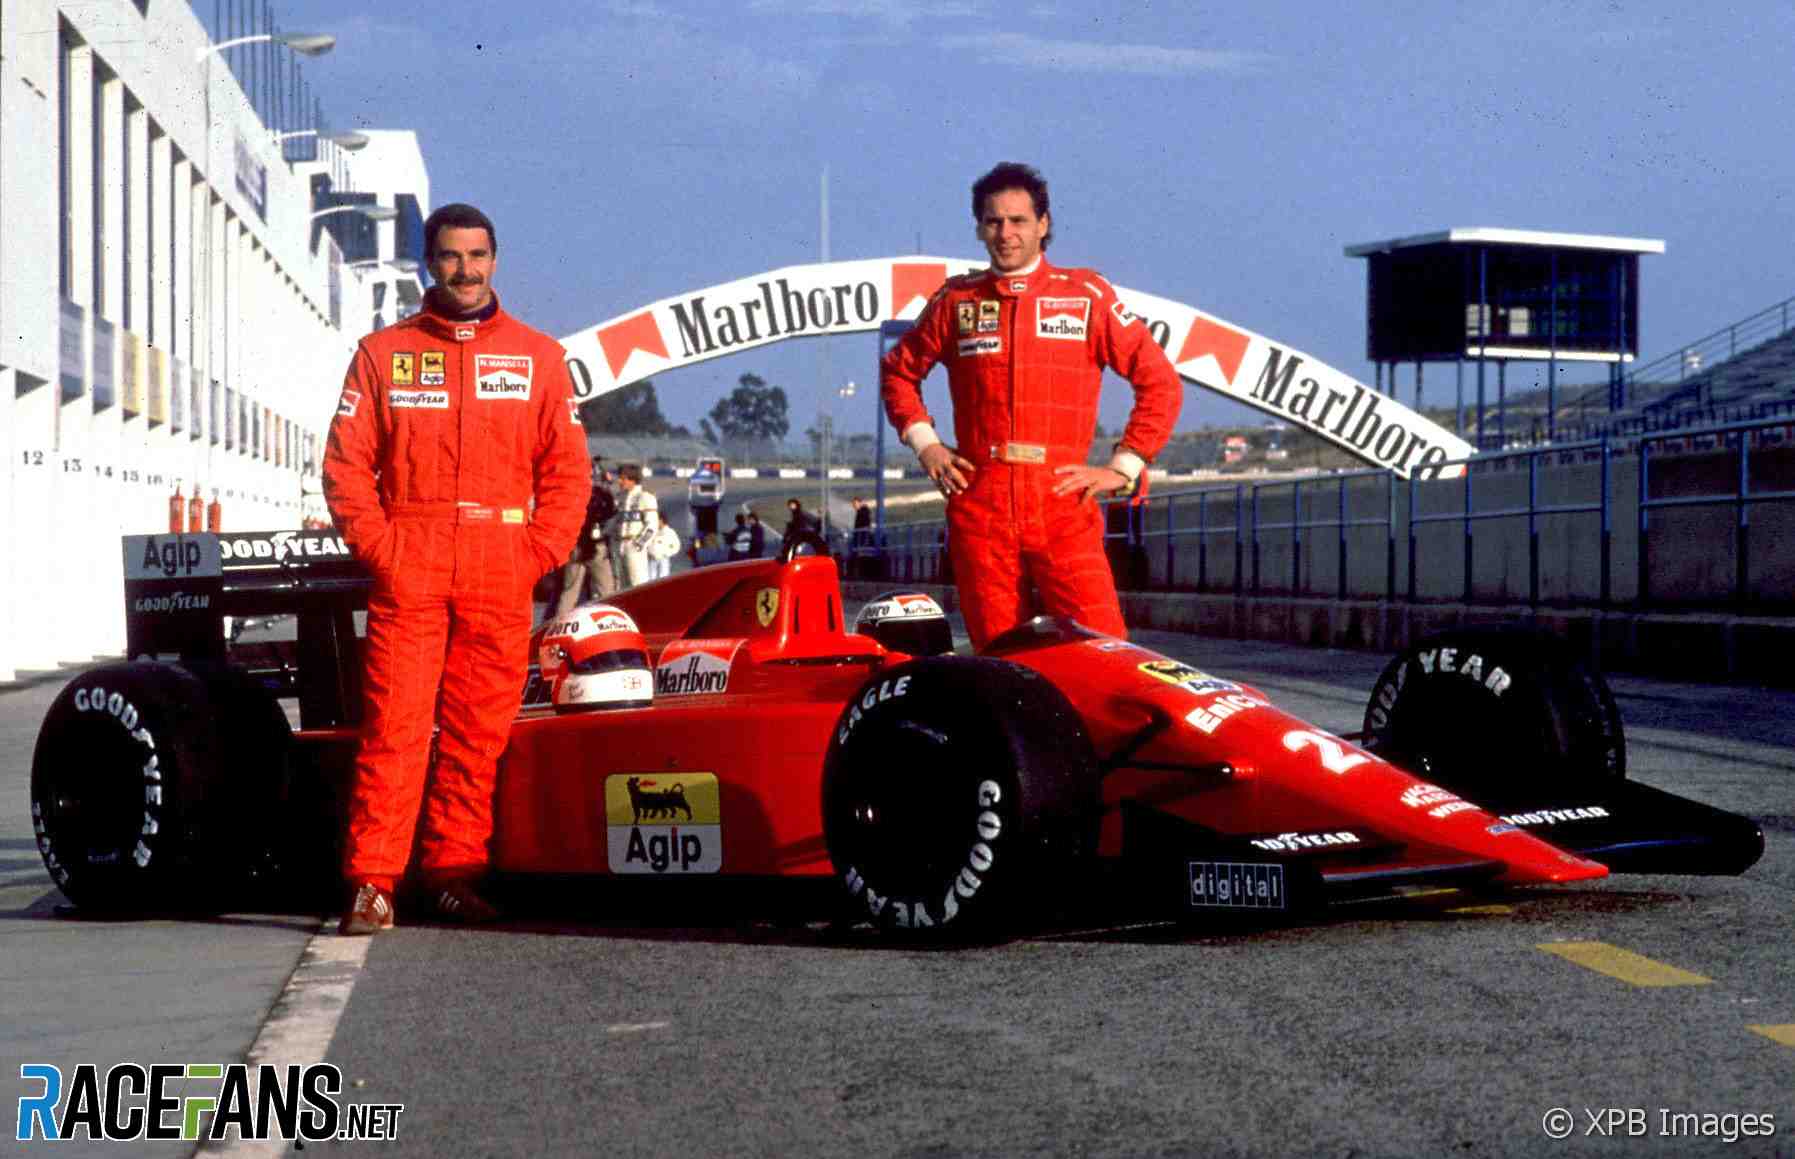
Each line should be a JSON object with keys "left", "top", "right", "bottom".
{"left": 4, "top": 620, "right": 1792, "bottom": 1158}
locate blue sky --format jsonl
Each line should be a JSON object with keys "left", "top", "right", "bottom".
{"left": 276, "top": 0, "right": 1795, "bottom": 438}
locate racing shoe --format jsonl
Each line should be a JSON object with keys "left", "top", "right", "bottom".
{"left": 427, "top": 878, "right": 501, "bottom": 924}
{"left": 339, "top": 882, "right": 396, "bottom": 936}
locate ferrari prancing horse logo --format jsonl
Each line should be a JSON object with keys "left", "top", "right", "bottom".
{"left": 756, "top": 587, "right": 779, "bottom": 628}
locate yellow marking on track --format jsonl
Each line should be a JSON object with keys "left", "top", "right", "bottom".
{"left": 1538, "top": 941, "right": 1712, "bottom": 987}
{"left": 1446, "top": 904, "right": 1514, "bottom": 916}
{"left": 1747, "top": 1024, "right": 1795, "bottom": 1048}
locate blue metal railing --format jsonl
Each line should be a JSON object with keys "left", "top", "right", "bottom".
{"left": 861, "top": 413, "right": 1795, "bottom": 613}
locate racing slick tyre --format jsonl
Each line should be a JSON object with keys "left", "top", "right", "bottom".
{"left": 822, "top": 655, "right": 1100, "bottom": 939}
{"left": 1360, "top": 625, "right": 1624, "bottom": 799}
{"left": 30, "top": 661, "right": 288, "bottom": 912}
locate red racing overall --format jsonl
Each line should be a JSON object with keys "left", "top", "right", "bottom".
{"left": 323, "top": 294, "right": 589, "bottom": 891}
{"left": 881, "top": 259, "right": 1182, "bottom": 650}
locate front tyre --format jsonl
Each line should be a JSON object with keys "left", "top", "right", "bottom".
{"left": 1361, "top": 625, "right": 1624, "bottom": 799}
{"left": 822, "top": 656, "right": 1100, "bottom": 938}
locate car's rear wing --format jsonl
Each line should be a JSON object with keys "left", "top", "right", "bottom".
{"left": 123, "top": 531, "right": 370, "bottom": 729}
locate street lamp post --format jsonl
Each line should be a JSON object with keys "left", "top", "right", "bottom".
{"left": 192, "top": 27, "right": 338, "bottom": 474}
{"left": 273, "top": 128, "right": 369, "bottom": 152}
{"left": 195, "top": 32, "right": 336, "bottom": 62}
{"left": 344, "top": 257, "right": 419, "bottom": 273}
{"left": 822, "top": 381, "right": 856, "bottom": 550}
{"left": 310, "top": 203, "right": 396, "bottom": 223}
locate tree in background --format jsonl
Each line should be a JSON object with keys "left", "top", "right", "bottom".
{"left": 577, "top": 380, "right": 690, "bottom": 436}
{"left": 707, "top": 373, "right": 790, "bottom": 443}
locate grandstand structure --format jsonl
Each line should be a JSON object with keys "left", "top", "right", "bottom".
{"left": 1553, "top": 293, "right": 1795, "bottom": 442}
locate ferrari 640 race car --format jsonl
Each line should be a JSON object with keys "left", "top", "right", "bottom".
{"left": 28, "top": 530, "right": 1763, "bottom": 935}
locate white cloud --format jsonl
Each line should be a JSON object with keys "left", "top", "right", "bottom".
{"left": 941, "top": 32, "right": 1264, "bottom": 76}
{"left": 749, "top": 0, "right": 984, "bottom": 25}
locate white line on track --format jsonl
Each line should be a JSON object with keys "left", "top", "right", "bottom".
{"left": 605, "top": 1021, "right": 671, "bottom": 1035}
{"left": 197, "top": 919, "right": 372, "bottom": 1157}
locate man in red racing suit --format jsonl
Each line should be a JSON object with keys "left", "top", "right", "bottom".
{"left": 881, "top": 163, "right": 1181, "bottom": 650}
{"left": 323, "top": 203, "right": 589, "bottom": 932}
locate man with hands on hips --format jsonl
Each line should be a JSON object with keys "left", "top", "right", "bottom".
{"left": 880, "top": 162, "right": 1182, "bottom": 650}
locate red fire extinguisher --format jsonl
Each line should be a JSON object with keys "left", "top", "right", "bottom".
{"left": 169, "top": 486, "right": 187, "bottom": 533}
{"left": 188, "top": 489, "right": 206, "bottom": 534}
{"left": 207, "top": 490, "right": 223, "bottom": 533}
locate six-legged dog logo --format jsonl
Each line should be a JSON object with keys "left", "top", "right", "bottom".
{"left": 626, "top": 776, "right": 693, "bottom": 823}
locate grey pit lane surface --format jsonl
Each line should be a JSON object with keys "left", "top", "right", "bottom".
{"left": 3, "top": 625, "right": 1793, "bottom": 1157}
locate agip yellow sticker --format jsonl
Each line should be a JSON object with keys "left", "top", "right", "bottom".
{"left": 604, "top": 773, "right": 722, "bottom": 874}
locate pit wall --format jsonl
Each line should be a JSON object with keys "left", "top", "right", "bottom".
{"left": 843, "top": 437, "right": 1795, "bottom": 686}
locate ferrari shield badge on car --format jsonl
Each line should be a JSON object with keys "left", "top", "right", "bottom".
{"left": 755, "top": 587, "right": 780, "bottom": 628}
{"left": 604, "top": 773, "right": 722, "bottom": 874}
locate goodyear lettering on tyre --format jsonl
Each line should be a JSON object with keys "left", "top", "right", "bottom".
{"left": 58, "top": 684, "right": 162, "bottom": 871}
{"left": 841, "top": 777, "right": 1002, "bottom": 929}
{"left": 604, "top": 773, "right": 722, "bottom": 874}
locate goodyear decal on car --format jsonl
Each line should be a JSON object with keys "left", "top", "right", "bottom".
{"left": 604, "top": 773, "right": 722, "bottom": 874}
{"left": 1188, "top": 860, "right": 1285, "bottom": 910}
{"left": 654, "top": 638, "right": 743, "bottom": 696}
{"left": 1138, "top": 659, "right": 1240, "bottom": 696}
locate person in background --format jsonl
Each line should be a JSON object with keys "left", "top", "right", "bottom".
{"left": 728, "top": 512, "right": 753, "bottom": 562}
{"left": 551, "top": 456, "right": 618, "bottom": 615}
{"left": 850, "top": 495, "right": 873, "bottom": 578}
{"left": 615, "top": 464, "right": 658, "bottom": 588}
{"left": 781, "top": 497, "right": 820, "bottom": 553}
{"left": 323, "top": 202, "right": 588, "bottom": 934}
{"left": 747, "top": 510, "right": 767, "bottom": 558}
{"left": 645, "top": 510, "right": 681, "bottom": 580}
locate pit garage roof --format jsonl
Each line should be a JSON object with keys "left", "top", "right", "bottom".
{"left": 1344, "top": 227, "right": 1665, "bottom": 258}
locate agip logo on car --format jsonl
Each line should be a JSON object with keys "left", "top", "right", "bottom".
{"left": 654, "top": 638, "right": 742, "bottom": 696}
{"left": 604, "top": 773, "right": 722, "bottom": 874}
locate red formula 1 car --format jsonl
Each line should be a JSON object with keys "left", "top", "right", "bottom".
{"left": 29, "top": 531, "right": 1763, "bottom": 934}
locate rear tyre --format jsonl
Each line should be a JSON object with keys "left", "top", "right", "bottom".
{"left": 30, "top": 662, "right": 288, "bottom": 912}
{"left": 822, "top": 656, "right": 1100, "bottom": 938}
{"left": 1361, "top": 625, "right": 1624, "bottom": 799}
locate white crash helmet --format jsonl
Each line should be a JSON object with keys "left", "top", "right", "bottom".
{"left": 539, "top": 603, "right": 653, "bottom": 711}
{"left": 853, "top": 591, "right": 953, "bottom": 657}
